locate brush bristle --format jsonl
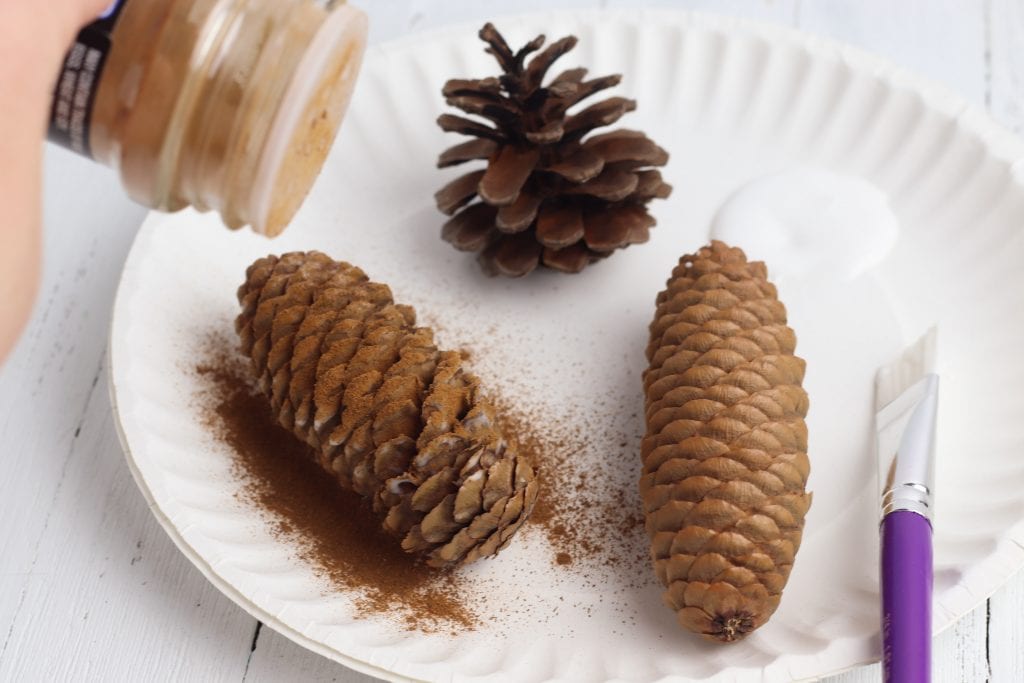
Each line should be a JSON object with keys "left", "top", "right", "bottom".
{"left": 875, "top": 328, "right": 937, "bottom": 411}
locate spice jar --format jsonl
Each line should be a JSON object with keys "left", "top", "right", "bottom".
{"left": 49, "top": 0, "right": 368, "bottom": 236}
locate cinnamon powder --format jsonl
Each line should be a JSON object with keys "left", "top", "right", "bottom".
{"left": 420, "top": 315, "right": 652, "bottom": 584}
{"left": 490, "top": 395, "right": 648, "bottom": 577}
{"left": 195, "top": 338, "right": 476, "bottom": 633}
{"left": 193, "top": 318, "right": 652, "bottom": 635}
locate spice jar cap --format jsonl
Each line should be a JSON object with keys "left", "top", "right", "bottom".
{"left": 250, "top": 4, "right": 368, "bottom": 236}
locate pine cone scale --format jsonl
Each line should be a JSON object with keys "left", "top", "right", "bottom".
{"left": 634, "top": 171, "right": 672, "bottom": 201}
{"left": 446, "top": 94, "right": 519, "bottom": 122}
{"left": 438, "top": 113, "right": 501, "bottom": 141}
{"left": 524, "top": 36, "right": 578, "bottom": 88}
{"left": 536, "top": 205, "right": 584, "bottom": 249}
{"left": 481, "top": 232, "right": 541, "bottom": 277}
{"left": 582, "top": 205, "right": 651, "bottom": 252}
{"left": 438, "top": 138, "right": 498, "bottom": 168}
{"left": 443, "top": 77, "right": 502, "bottom": 97}
{"left": 542, "top": 243, "right": 593, "bottom": 273}
{"left": 524, "top": 121, "right": 564, "bottom": 145}
{"left": 436, "top": 169, "right": 486, "bottom": 216}
{"left": 478, "top": 147, "right": 541, "bottom": 206}
{"left": 551, "top": 67, "right": 587, "bottom": 86}
{"left": 495, "top": 191, "right": 542, "bottom": 232}
{"left": 585, "top": 132, "right": 669, "bottom": 166}
{"left": 544, "top": 148, "right": 604, "bottom": 182}
{"left": 567, "top": 169, "right": 638, "bottom": 201}
{"left": 567, "top": 74, "right": 623, "bottom": 107}
{"left": 442, "top": 203, "right": 497, "bottom": 250}
{"left": 564, "top": 97, "right": 637, "bottom": 139}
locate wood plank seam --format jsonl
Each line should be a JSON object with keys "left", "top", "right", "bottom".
{"left": 986, "top": 600, "right": 992, "bottom": 681}
{"left": 983, "top": 0, "right": 994, "bottom": 678}
{"left": 242, "top": 622, "right": 265, "bottom": 682}
{"left": 0, "top": 352, "right": 106, "bottom": 664}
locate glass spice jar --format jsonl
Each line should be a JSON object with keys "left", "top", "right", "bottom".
{"left": 49, "top": 0, "right": 368, "bottom": 236}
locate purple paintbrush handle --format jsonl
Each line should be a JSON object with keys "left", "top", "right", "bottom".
{"left": 881, "top": 510, "right": 933, "bottom": 683}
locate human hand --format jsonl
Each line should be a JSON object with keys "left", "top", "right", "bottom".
{"left": 0, "top": 0, "right": 111, "bottom": 363}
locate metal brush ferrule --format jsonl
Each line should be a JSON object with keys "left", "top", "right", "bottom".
{"left": 876, "top": 374, "right": 939, "bottom": 524}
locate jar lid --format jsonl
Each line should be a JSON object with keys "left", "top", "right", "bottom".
{"left": 250, "top": 4, "right": 368, "bottom": 236}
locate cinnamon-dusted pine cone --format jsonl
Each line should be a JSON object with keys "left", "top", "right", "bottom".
{"left": 641, "top": 241, "right": 811, "bottom": 642}
{"left": 435, "top": 23, "right": 672, "bottom": 277}
{"left": 236, "top": 251, "right": 539, "bottom": 568}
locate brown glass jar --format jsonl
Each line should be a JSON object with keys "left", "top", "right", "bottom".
{"left": 50, "top": 0, "right": 368, "bottom": 236}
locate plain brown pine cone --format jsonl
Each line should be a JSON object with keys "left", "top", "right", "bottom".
{"left": 235, "top": 252, "right": 539, "bottom": 568}
{"left": 641, "top": 241, "right": 811, "bottom": 642}
{"left": 435, "top": 23, "right": 672, "bottom": 277}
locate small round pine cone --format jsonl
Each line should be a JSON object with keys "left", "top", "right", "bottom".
{"left": 641, "top": 241, "right": 811, "bottom": 642}
{"left": 236, "top": 251, "right": 539, "bottom": 568}
{"left": 435, "top": 23, "right": 672, "bottom": 277}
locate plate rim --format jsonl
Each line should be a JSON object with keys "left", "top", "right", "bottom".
{"left": 108, "top": 7, "right": 1024, "bottom": 682}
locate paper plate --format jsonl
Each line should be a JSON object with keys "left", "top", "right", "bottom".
{"left": 109, "top": 9, "right": 1024, "bottom": 682}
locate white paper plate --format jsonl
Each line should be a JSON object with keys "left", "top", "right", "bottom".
{"left": 109, "top": 9, "right": 1024, "bottom": 682}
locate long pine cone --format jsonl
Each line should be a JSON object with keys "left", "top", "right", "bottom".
{"left": 641, "top": 241, "right": 811, "bottom": 642}
{"left": 436, "top": 23, "right": 672, "bottom": 277}
{"left": 236, "top": 252, "right": 539, "bottom": 568}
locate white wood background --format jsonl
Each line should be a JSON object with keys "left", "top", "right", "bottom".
{"left": 1, "top": 1, "right": 1021, "bottom": 681}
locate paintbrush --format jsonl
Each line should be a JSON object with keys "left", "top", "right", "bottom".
{"left": 875, "top": 328, "right": 939, "bottom": 683}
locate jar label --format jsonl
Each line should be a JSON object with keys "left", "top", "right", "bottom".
{"left": 48, "top": 1, "right": 128, "bottom": 158}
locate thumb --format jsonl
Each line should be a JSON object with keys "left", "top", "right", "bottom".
{"left": 69, "top": 0, "right": 121, "bottom": 32}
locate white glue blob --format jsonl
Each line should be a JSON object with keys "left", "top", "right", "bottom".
{"left": 710, "top": 167, "right": 899, "bottom": 282}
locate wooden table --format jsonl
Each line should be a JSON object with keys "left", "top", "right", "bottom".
{"left": 2, "top": 1, "right": 1021, "bottom": 680}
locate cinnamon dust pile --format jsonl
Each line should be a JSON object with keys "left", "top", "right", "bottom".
{"left": 193, "top": 316, "right": 651, "bottom": 636}
{"left": 491, "top": 395, "right": 648, "bottom": 577}
{"left": 195, "top": 339, "right": 476, "bottom": 633}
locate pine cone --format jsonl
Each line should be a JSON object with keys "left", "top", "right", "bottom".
{"left": 435, "top": 23, "right": 672, "bottom": 277}
{"left": 235, "top": 252, "right": 539, "bottom": 568}
{"left": 640, "top": 241, "right": 811, "bottom": 642}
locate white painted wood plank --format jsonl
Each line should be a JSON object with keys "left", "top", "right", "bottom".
{"left": 989, "top": 0, "right": 1024, "bottom": 133}
{"left": 933, "top": 604, "right": 990, "bottom": 683}
{"left": 367, "top": 0, "right": 610, "bottom": 44}
{"left": 797, "top": 0, "right": 988, "bottom": 108}
{"left": 827, "top": 662, "right": 880, "bottom": 683}
{"left": 244, "top": 608, "right": 997, "bottom": 683}
{"left": 370, "top": 0, "right": 800, "bottom": 45}
{"left": 827, "top": 602, "right": 992, "bottom": 683}
{"left": 825, "top": 603, "right": 992, "bottom": 683}
{"left": 244, "top": 627, "right": 375, "bottom": 683}
{"left": 0, "top": 374, "right": 256, "bottom": 681}
{"left": 0, "top": 147, "right": 146, "bottom": 640}
{"left": 245, "top": 608, "right": 998, "bottom": 683}
{"left": 990, "top": 572, "right": 1024, "bottom": 682}
{"left": 603, "top": 0, "right": 798, "bottom": 22}
{"left": 982, "top": 1, "right": 1024, "bottom": 681}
